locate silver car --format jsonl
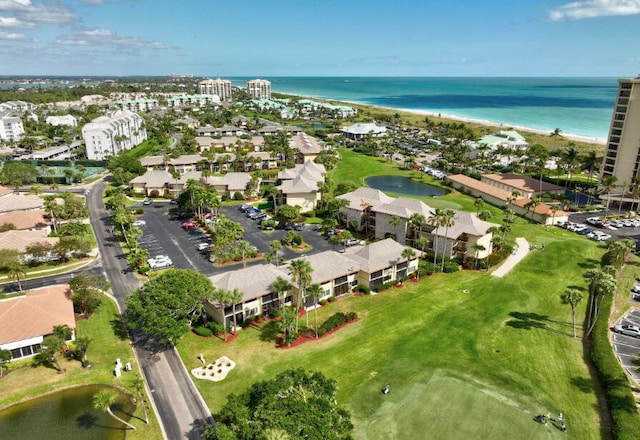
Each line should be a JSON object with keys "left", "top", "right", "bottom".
{"left": 614, "top": 324, "right": 640, "bottom": 338}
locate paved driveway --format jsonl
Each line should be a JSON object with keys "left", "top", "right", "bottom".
{"left": 611, "top": 308, "right": 640, "bottom": 382}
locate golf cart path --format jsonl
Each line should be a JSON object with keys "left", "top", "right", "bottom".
{"left": 492, "top": 237, "right": 529, "bottom": 278}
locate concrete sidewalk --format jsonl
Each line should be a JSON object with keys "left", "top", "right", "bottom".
{"left": 491, "top": 237, "right": 530, "bottom": 278}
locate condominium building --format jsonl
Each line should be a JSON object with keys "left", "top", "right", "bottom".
{"left": 246, "top": 79, "right": 271, "bottom": 99}
{"left": 0, "top": 115, "right": 24, "bottom": 141}
{"left": 82, "top": 110, "right": 147, "bottom": 160}
{"left": 45, "top": 115, "right": 78, "bottom": 127}
{"left": 110, "top": 98, "right": 158, "bottom": 112}
{"left": 167, "top": 94, "right": 220, "bottom": 108}
{"left": 198, "top": 78, "right": 232, "bottom": 101}
{"left": 600, "top": 75, "right": 640, "bottom": 185}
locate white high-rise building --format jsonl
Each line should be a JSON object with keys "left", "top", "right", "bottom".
{"left": 82, "top": 110, "right": 147, "bottom": 160}
{"left": 247, "top": 79, "right": 271, "bottom": 99}
{"left": 0, "top": 116, "right": 24, "bottom": 141}
{"left": 198, "top": 78, "right": 231, "bottom": 101}
{"left": 600, "top": 75, "right": 640, "bottom": 186}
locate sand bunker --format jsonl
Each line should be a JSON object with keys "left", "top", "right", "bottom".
{"left": 191, "top": 356, "right": 236, "bottom": 382}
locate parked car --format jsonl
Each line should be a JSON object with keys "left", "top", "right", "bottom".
{"left": 132, "top": 220, "right": 146, "bottom": 227}
{"left": 142, "top": 198, "right": 152, "bottom": 205}
{"left": 148, "top": 255, "right": 173, "bottom": 269}
{"left": 613, "top": 324, "right": 640, "bottom": 338}
{"left": 182, "top": 221, "right": 197, "bottom": 229}
{"left": 345, "top": 238, "right": 361, "bottom": 247}
{"left": 631, "top": 283, "right": 640, "bottom": 293}
{"left": 294, "top": 223, "right": 304, "bottom": 231}
{"left": 196, "top": 242, "right": 210, "bottom": 252}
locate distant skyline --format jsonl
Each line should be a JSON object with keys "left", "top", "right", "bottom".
{"left": 0, "top": 0, "right": 639, "bottom": 77}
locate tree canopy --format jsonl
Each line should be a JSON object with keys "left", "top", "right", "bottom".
{"left": 209, "top": 368, "right": 353, "bottom": 440}
{"left": 124, "top": 269, "right": 215, "bottom": 345}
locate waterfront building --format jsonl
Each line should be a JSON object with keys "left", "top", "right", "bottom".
{"left": 246, "top": 79, "right": 272, "bottom": 99}
{"left": 600, "top": 75, "right": 640, "bottom": 186}
{"left": 82, "top": 110, "right": 147, "bottom": 160}
{"left": 341, "top": 122, "right": 387, "bottom": 140}
{"left": 199, "top": 78, "right": 232, "bottom": 101}
{"left": 167, "top": 94, "right": 220, "bottom": 108}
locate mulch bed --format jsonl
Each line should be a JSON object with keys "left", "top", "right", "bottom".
{"left": 276, "top": 318, "right": 358, "bottom": 349}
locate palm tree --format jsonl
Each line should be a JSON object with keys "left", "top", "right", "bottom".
{"left": 550, "top": 127, "right": 563, "bottom": 146}
{"left": 478, "top": 210, "right": 492, "bottom": 221}
{"left": 389, "top": 215, "right": 402, "bottom": 239}
{"left": 474, "top": 197, "right": 484, "bottom": 214}
{"left": 409, "top": 213, "right": 426, "bottom": 245}
{"left": 584, "top": 268, "right": 617, "bottom": 335}
{"left": 401, "top": 247, "right": 416, "bottom": 277}
{"left": 227, "top": 288, "right": 243, "bottom": 334}
{"left": 269, "top": 240, "right": 283, "bottom": 267}
{"left": 428, "top": 209, "right": 444, "bottom": 265}
{"left": 414, "top": 236, "right": 430, "bottom": 257}
{"left": 7, "top": 262, "right": 26, "bottom": 292}
{"left": 561, "top": 288, "right": 584, "bottom": 338}
{"left": 271, "top": 276, "right": 293, "bottom": 314}
{"left": 439, "top": 209, "right": 456, "bottom": 272}
{"left": 129, "top": 375, "right": 149, "bottom": 424}
{"left": 470, "top": 243, "right": 486, "bottom": 269}
{"left": 307, "top": 283, "right": 323, "bottom": 339}
{"left": 288, "top": 258, "right": 313, "bottom": 332}
{"left": 581, "top": 151, "right": 601, "bottom": 183}
{"left": 93, "top": 390, "right": 137, "bottom": 430}
{"left": 212, "top": 289, "right": 231, "bottom": 341}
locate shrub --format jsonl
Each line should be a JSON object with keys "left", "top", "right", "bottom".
{"left": 419, "top": 261, "right": 439, "bottom": 276}
{"left": 318, "top": 312, "right": 358, "bottom": 336}
{"left": 268, "top": 310, "right": 281, "bottom": 318}
{"left": 207, "top": 322, "right": 224, "bottom": 335}
{"left": 346, "top": 311, "right": 357, "bottom": 321}
{"left": 319, "top": 299, "right": 327, "bottom": 306}
{"left": 327, "top": 296, "right": 336, "bottom": 303}
{"left": 149, "top": 189, "right": 160, "bottom": 198}
{"left": 442, "top": 261, "right": 460, "bottom": 273}
{"left": 193, "top": 326, "right": 213, "bottom": 337}
{"left": 353, "top": 285, "right": 370, "bottom": 294}
{"left": 305, "top": 210, "right": 316, "bottom": 217}
{"left": 233, "top": 191, "right": 245, "bottom": 201}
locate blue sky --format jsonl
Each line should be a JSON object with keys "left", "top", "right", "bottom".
{"left": 0, "top": 0, "right": 639, "bottom": 76}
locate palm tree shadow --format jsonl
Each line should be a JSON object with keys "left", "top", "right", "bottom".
{"left": 577, "top": 258, "right": 600, "bottom": 269}
{"left": 111, "top": 402, "right": 146, "bottom": 424}
{"left": 570, "top": 376, "right": 596, "bottom": 394}
{"left": 75, "top": 412, "right": 122, "bottom": 430}
{"left": 109, "top": 315, "right": 129, "bottom": 340}
{"left": 259, "top": 320, "right": 281, "bottom": 342}
{"left": 506, "top": 311, "right": 573, "bottom": 336}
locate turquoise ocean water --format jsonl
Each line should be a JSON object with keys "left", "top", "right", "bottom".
{"left": 231, "top": 77, "right": 618, "bottom": 141}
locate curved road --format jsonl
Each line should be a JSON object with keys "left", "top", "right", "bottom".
{"left": 87, "top": 180, "right": 213, "bottom": 440}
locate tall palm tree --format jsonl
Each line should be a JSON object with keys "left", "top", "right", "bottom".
{"left": 474, "top": 197, "right": 484, "bottom": 214}
{"left": 401, "top": 247, "right": 416, "bottom": 277}
{"left": 269, "top": 240, "right": 283, "bottom": 267}
{"left": 93, "top": 390, "right": 137, "bottom": 430}
{"left": 550, "top": 205, "right": 560, "bottom": 226}
{"left": 550, "top": 127, "right": 563, "bottom": 146}
{"left": 227, "top": 288, "right": 243, "bottom": 334}
{"left": 288, "top": 258, "right": 313, "bottom": 332}
{"left": 271, "top": 276, "right": 292, "bottom": 314}
{"left": 129, "top": 375, "right": 149, "bottom": 424}
{"left": 470, "top": 244, "right": 486, "bottom": 269}
{"left": 561, "top": 288, "right": 584, "bottom": 338}
{"left": 212, "top": 289, "right": 231, "bottom": 341}
{"left": 409, "top": 213, "right": 426, "bottom": 245}
{"left": 439, "top": 209, "right": 456, "bottom": 272}
{"left": 389, "top": 215, "right": 402, "bottom": 239}
{"left": 307, "top": 283, "right": 323, "bottom": 339}
{"left": 428, "top": 209, "right": 444, "bottom": 265}
{"left": 581, "top": 151, "right": 601, "bottom": 183}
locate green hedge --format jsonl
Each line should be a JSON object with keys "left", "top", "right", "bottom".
{"left": 591, "top": 293, "right": 640, "bottom": 439}
{"left": 318, "top": 312, "right": 357, "bottom": 336}
{"left": 193, "top": 326, "right": 213, "bottom": 337}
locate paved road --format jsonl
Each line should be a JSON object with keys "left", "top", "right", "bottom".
{"left": 87, "top": 180, "right": 213, "bottom": 440}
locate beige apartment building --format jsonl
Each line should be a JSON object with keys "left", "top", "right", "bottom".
{"left": 247, "top": 79, "right": 271, "bottom": 99}
{"left": 198, "top": 78, "right": 232, "bottom": 101}
{"left": 600, "top": 75, "right": 640, "bottom": 187}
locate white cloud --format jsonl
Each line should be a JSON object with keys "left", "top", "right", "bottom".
{"left": 550, "top": 0, "right": 640, "bottom": 21}
{"left": 0, "top": 0, "right": 75, "bottom": 24}
{"left": 0, "top": 29, "right": 36, "bottom": 41}
{"left": 0, "top": 15, "right": 33, "bottom": 28}
{"left": 56, "top": 27, "right": 168, "bottom": 50}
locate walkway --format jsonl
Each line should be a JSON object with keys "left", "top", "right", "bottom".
{"left": 491, "top": 237, "right": 530, "bottom": 278}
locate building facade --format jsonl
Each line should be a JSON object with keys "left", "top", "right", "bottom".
{"left": 0, "top": 116, "right": 24, "bottom": 141}
{"left": 199, "top": 78, "right": 232, "bottom": 101}
{"left": 247, "top": 79, "right": 272, "bottom": 100}
{"left": 82, "top": 110, "right": 147, "bottom": 160}
{"left": 601, "top": 75, "right": 640, "bottom": 185}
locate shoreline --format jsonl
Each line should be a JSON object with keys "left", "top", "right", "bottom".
{"left": 274, "top": 90, "right": 607, "bottom": 146}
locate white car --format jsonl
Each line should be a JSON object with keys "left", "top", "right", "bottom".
{"left": 148, "top": 255, "right": 172, "bottom": 269}
{"left": 196, "top": 242, "right": 210, "bottom": 252}
{"left": 132, "top": 220, "right": 146, "bottom": 227}
{"left": 614, "top": 324, "right": 640, "bottom": 338}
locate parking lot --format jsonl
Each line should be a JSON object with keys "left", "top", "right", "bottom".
{"left": 566, "top": 211, "right": 640, "bottom": 247}
{"left": 611, "top": 308, "right": 640, "bottom": 382}
{"left": 132, "top": 201, "right": 332, "bottom": 275}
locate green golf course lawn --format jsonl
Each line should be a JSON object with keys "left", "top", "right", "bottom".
{"left": 178, "top": 225, "right": 606, "bottom": 438}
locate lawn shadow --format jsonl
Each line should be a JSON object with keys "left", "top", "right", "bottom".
{"left": 506, "top": 311, "right": 572, "bottom": 336}
{"left": 259, "top": 320, "right": 281, "bottom": 343}
{"left": 75, "top": 412, "right": 121, "bottom": 430}
{"left": 109, "top": 315, "right": 129, "bottom": 340}
{"left": 577, "top": 258, "right": 600, "bottom": 269}
{"left": 570, "top": 376, "right": 596, "bottom": 394}
{"left": 112, "top": 402, "right": 146, "bottom": 424}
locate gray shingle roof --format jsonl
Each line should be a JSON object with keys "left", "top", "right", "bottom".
{"left": 373, "top": 197, "right": 432, "bottom": 219}
{"left": 431, "top": 211, "right": 499, "bottom": 239}
{"left": 288, "top": 251, "right": 359, "bottom": 284}
{"left": 208, "top": 264, "right": 292, "bottom": 303}
{"left": 343, "top": 238, "right": 419, "bottom": 273}
{"left": 337, "top": 187, "right": 395, "bottom": 211}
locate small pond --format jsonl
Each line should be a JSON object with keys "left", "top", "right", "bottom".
{"left": 365, "top": 175, "right": 446, "bottom": 197}
{"left": 0, "top": 385, "right": 134, "bottom": 440}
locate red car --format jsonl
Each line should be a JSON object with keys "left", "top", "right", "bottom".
{"left": 182, "top": 221, "right": 197, "bottom": 229}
